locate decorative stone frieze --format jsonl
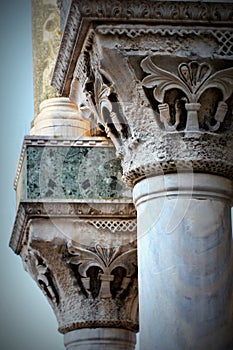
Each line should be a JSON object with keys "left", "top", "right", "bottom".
{"left": 52, "top": 0, "right": 233, "bottom": 96}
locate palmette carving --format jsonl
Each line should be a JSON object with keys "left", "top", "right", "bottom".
{"left": 65, "top": 241, "right": 137, "bottom": 299}
{"left": 17, "top": 217, "right": 138, "bottom": 334}
{"left": 141, "top": 57, "right": 233, "bottom": 133}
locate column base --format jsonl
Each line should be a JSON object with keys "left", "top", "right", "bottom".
{"left": 64, "top": 328, "right": 136, "bottom": 350}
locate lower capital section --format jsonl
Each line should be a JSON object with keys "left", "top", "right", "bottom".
{"left": 11, "top": 202, "right": 138, "bottom": 349}
{"left": 64, "top": 328, "right": 136, "bottom": 350}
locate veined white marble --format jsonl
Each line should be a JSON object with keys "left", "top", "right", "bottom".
{"left": 134, "top": 173, "right": 233, "bottom": 350}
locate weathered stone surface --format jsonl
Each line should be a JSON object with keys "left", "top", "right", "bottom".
{"left": 51, "top": 1, "right": 233, "bottom": 349}
{"left": 10, "top": 206, "right": 138, "bottom": 336}
{"left": 52, "top": 0, "right": 233, "bottom": 96}
{"left": 32, "top": 0, "right": 61, "bottom": 117}
{"left": 12, "top": 1, "right": 233, "bottom": 349}
{"left": 68, "top": 27, "right": 233, "bottom": 187}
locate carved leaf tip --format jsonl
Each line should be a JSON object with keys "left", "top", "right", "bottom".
{"left": 199, "top": 66, "right": 233, "bottom": 101}
{"left": 140, "top": 56, "right": 189, "bottom": 103}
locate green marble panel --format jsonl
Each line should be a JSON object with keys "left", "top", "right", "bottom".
{"left": 18, "top": 146, "right": 131, "bottom": 200}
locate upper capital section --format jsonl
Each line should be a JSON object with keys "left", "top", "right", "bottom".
{"left": 52, "top": 0, "right": 233, "bottom": 96}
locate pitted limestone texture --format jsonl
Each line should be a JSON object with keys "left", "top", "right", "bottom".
{"left": 17, "top": 145, "right": 131, "bottom": 201}
{"left": 122, "top": 130, "right": 233, "bottom": 187}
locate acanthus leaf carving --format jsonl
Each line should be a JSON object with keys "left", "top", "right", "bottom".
{"left": 79, "top": 68, "right": 130, "bottom": 149}
{"left": 197, "top": 66, "right": 233, "bottom": 102}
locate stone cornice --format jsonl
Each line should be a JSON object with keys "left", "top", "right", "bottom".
{"left": 52, "top": 0, "right": 233, "bottom": 95}
{"left": 10, "top": 200, "right": 136, "bottom": 254}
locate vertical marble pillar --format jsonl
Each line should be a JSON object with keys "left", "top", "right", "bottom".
{"left": 134, "top": 173, "right": 233, "bottom": 350}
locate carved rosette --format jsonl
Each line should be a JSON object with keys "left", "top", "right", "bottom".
{"left": 18, "top": 214, "right": 138, "bottom": 334}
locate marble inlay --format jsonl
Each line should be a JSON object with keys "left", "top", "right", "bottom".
{"left": 17, "top": 146, "right": 131, "bottom": 201}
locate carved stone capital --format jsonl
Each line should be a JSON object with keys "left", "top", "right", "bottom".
{"left": 13, "top": 204, "right": 138, "bottom": 334}
{"left": 52, "top": 1, "right": 233, "bottom": 96}
{"left": 65, "top": 19, "right": 233, "bottom": 186}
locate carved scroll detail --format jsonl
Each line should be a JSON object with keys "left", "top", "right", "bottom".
{"left": 141, "top": 57, "right": 233, "bottom": 133}
{"left": 23, "top": 250, "right": 59, "bottom": 306}
{"left": 79, "top": 70, "right": 130, "bottom": 147}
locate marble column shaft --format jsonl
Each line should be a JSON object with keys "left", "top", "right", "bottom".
{"left": 134, "top": 173, "right": 233, "bottom": 350}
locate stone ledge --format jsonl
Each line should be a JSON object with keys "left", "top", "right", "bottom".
{"left": 10, "top": 200, "right": 136, "bottom": 254}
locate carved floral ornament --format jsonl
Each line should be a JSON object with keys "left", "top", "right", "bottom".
{"left": 65, "top": 240, "right": 137, "bottom": 299}
{"left": 77, "top": 55, "right": 233, "bottom": 148}
{"left": 141, "top": 57, "right": 233, "bottom": 133}
{"left": 79, "top": 70, "right": 130, "bottom": 146}
{"left": 23, "top": 249, "right": 59, "bottom": 307}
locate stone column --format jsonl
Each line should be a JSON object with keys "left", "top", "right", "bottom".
{"left": 134, "top": 173, "right": 233, "bottom": 349}
{"left": 31, "top": 97, "right": 90, "bottom": 137}
{"left": 10, "top": 136, "right": 138, "bottom": 350}
{"left": 51, "top": 1, "right": 233, "bottom": 349}
{"left": 64, "top": 328, "right": 136, "bottom": 350}
{"left": 11, "top": 2, "right": 139, "bottom": 349}
{"left": 31, "top": 0, "right": 60, "bottom": 117}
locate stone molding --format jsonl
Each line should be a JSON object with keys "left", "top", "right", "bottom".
{"left": 95, "top": 25, "right": 233, "bottom": 58}
{"left": 10, "top": 200, "right": 136, "bottom": 254}
{"left": 64, "top": 328, "right": 136, "bottom": 350}
{"left": 52, "top": 0, "right": 233, "bottom": 95}
{"left": 133, "top": 173, "right": 233, "bottom": 208}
